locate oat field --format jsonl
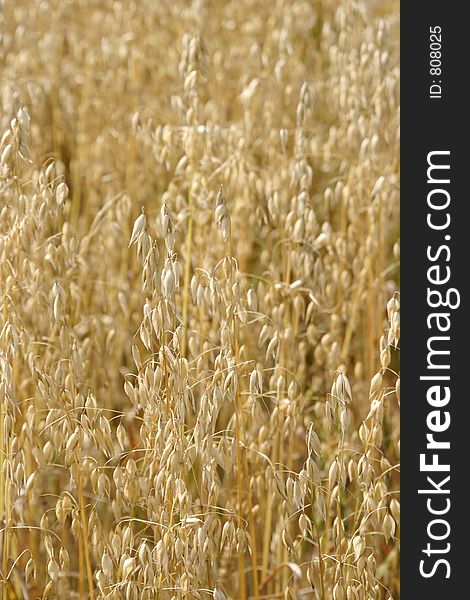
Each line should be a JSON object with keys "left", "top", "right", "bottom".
{"left": 0, "top": 1, "right": 399, "bottom": 598}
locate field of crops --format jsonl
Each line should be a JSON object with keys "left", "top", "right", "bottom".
{"left": 0, "top": 1, "right": 399, "bottom": 598}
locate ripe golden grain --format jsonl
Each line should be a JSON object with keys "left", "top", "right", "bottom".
{"left": 1, "top": 1, "right": 399, "bottom": 599}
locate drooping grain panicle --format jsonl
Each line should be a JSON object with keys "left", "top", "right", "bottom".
{"left": 0, "top": 1, "right": 399, "bottom": 598}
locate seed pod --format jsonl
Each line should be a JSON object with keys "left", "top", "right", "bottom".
{"left": 25, "top": 557, "right": 36, "bottom": 582}
{"left": 390, "top": 498, "right": 400, "bottom": 522}
{"left": 340, "top": 408, "right": 350, "bottom": 433}
{"left": 117, "top": 423, "right": 127, "bottom": 451}
{"left": 383, "top": 513, "right": 396, "bottom": 542}
{"left": 47, "top": 559, "right": 59, "bottom": 582}
{"left": 59, "top": 547, "right": 69, "bottom": 570}
{"left": 298, "top": 512, "right": 311, "bottom": 538}
{"left": 328, "top": 459, "right": 339, "bottom": 490}
{"left": 56, "top": 182, "right": 68, "bottom": 205}
{"left": 122, "top": 556, "right": 135, "bottom": 579}
{"left": 352, "top": 535, "right": 365, "bottom": 561}
{"left": 129, "top": 212, "right": 146, "bottom": 247}
{"left": 102, "top": 552, "right": 114, "bottom": 579}
{"left": 1, "top": 144, "right": 13, "bottom": 166}
{"left": 369, "top": 372, "right": 383, "bottom": 398}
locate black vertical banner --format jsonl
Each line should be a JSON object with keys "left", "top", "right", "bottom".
{"left": 402, "top": 4, "right": 467, "bottom": 598}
